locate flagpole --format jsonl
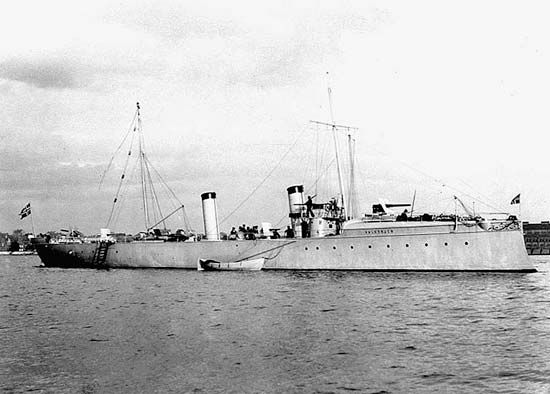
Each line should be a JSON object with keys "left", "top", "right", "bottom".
{"left": 30, "top": 208, "right": 35, "bottom": 236}
{"left": 510, "top": 193, "right": 522, "bottom": 230}
{"left": 519, "top": 197, "right": 522, "bottom": 228}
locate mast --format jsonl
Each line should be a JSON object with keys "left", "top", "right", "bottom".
{"left": 347, "top": 133, "right": 355, "bottom": 219}
{"left": 327, "top": 80, "right": 347, "bottom": 219}
{"left": 137, "top": 102, "right": 150, "bottom": 229}
{"left": 310, "top": 75, "right": 358, "bottom": 220}
{"left": 332, "top": 125, "right": 347, "bottom": 218}
{"left": 309, "top": 119, "right": 358, "bottom": 219}
{"left": 104, "top": 103, "right": 190, "bottom": 234}
{"left": 30, "top": 204, "right": 36, "bottom": 236}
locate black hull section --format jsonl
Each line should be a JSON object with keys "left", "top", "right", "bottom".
{"left": 36, "top": 244, "right": 102, "bottom": 269}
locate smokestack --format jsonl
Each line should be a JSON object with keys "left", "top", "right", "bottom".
{"left": 287, "top": 185, "right": 304, "bottom": 238}
{"left": 201, "top": 192, "right": 220, "bottom": 241}
{"left": 287, "top": 185, "right": 304, "bottom": 217}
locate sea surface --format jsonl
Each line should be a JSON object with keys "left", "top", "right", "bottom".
{"left": 1, "top": 255, "right": 549, "bottom": 393}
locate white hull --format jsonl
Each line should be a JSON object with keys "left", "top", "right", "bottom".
{"left": 37, "top": 222, "right": 535, "bottom": 272}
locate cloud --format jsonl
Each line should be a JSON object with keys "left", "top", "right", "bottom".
{"left": 1, "top": 2, "right": 390, "bottom": 93}
{"left": 101, "top": 1, "right": 391, "bottom": 90}
{"left": 0, "top": 5, "right": 167, "bottom": 91}
{"left": 102, "top": 1, "right": 242, "bottom": 42}
{"left": 0, "top": 57, "right": 83, "bottom": 89}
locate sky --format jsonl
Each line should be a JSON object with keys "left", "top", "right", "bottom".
{"left": 1, "top": 0, "right": 550, "bottom": 235}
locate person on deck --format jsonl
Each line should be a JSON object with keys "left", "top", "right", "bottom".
{"left": 301, "top": 219, "right": 310, "bottom": 238}
{"left": 396, "top": 209, "right": 409, "bottom": 222}
{"left": 328, "top": 197, "right": 339, "bottom": 217}
{"left": 284, "top": 226, "right": 294, "bottom": 238}
{"left": 306, "top": 195, "right": 316, "bottom": 218}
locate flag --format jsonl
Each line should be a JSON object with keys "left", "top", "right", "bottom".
{"left": 19, "top": 203, "right": 31, "bottom": 219}
{"left": 510, "top": 194, "right": 520, "bottom": 205}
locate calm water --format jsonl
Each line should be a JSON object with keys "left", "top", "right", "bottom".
{"left": 1, "top": 255, "right": 549, "bottom": 393}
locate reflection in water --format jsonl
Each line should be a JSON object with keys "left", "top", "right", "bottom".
{"left": 1, "top": 255, "right": 549, "bottom": 393}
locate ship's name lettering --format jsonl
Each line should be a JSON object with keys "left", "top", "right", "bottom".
{"left": 364, "top": 229, "right": 394, "bottom": 234}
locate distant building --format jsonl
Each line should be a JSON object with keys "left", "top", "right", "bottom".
{"left": 523, "top": 221, "right": 550, "bottom": 255}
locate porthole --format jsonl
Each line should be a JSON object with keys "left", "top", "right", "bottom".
{"left": 386, "top": 244, "right": 390, "bottom": 248}
{"left": 350, "top": 245, "right": 354, "bottom": 249}
{"left": 333, "top": 246, "right": 336, "bottom": 250}
{"left": 444, "top": 242, "right": 448, "bottom": 246}
{"left": 315, "top": 246, "right": 319, "bottom": 250}
{"left": 305, "top": 247, "right": 308, "bottom": 251}
{"left": 368, "top": 245, "right": 372, "bottom": 248}
{"left": 405, "top": 244, "right": 409, "bottom": 247}
{"left": 425, "top": 243, "right": 428, "bottom": 247}
{"left": 235, "top": 244, "right": 239, "bottom": 248}
{"left": 465, "top": 241, "right": 469, "bottom": 246}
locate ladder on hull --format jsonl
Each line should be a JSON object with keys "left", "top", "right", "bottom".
{"left": 92, "top": 241, "right": 110, "bottom": 269}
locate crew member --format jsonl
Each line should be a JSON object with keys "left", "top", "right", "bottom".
{"left": 301, "top": 219, "right": 310, "bottom": 238}
{"left": 284, "top": 226, "right": 294, "bottom": 238}
{"left": 397, "top": 209, "right": 409, "bottom": 222}
{"left": 306, "top": 195, "right": 316, "bottom": 218}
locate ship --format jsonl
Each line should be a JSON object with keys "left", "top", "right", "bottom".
{"left": 36, "top": 102, "right": 535, "bottom": 272}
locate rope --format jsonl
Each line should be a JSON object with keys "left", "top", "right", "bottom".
{"left": 368, "top": 146, "right": 506, "bottom": 214}
{"left": 220, "top": 127, "right": 309, "bottom": 225}
{"left": 273, "top": 158, "right": 336, "bottom": 228}
{"left": 144, "top": 154, "right": 190, "bottom": 231}
{"left": 235, "top": 240, "right": 296, "bottom": 262}
{"left": 146, "top": 155, "right": 185, "bottom": 207}
{"left": 99, "top": 110, "right": 138, "bottom": 191}
{"left": 110, "top": 154, "right": 140, "bottom": 228}
{"left": 143, "top": 153, "right": 164, "bottom": 228}
{"left": 106, "top": 122, "right": 138, "bottom": 227}
{"left": 104, "top": 104, "right": 190, "bottom": 233}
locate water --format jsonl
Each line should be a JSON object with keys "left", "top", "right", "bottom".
{"left": 1, "top": 255, "right": 549, "bottom": 393}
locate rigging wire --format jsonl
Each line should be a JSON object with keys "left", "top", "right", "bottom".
{"left": 103, "top": 103, "right": 189, "bottom": 233}
{"left": 300, "top": 128, "right": 317, "bottom": 194}
{"left": 105, "top": 124, "right": 138, "bottom": 228}
{"left": 353, "top": 152, "right": 477, "bottom": 216}
{"left": 142, "top": 154, "right": 155, "bottom": 226}
{"left": 145, "top": 156, "right": 190, "bottom": 231}
{"left": 348, "top": 137, "right": 360, "bottom": 216}
{"left": 453, "top": 176, "right": 504, "bottom": 211}
{"left": 110, "top": 152, "right": 141, "bottom": 229}
{"left": 367, "top": 146, "right": 507, "bottom": 214}
{"left": 315, "top": 125, "right": 319, "bottom": 195}
{"left": 146, "top": 157, "right": 185, "bottom": 207}
{"left": 137, "top": 115, "right": 150, "bottom": 230}
{"left": 307, "top": 123, "right": 341, "bottom": 201}
{"left": 273, "top": 158, "right": 336, "bottom": 228}
{"left": 99, "top": 110, "right": 138, "bottom": 191}
{"left": 143, "top": 153, "right": 165, "bottom": 229}
{"left": 354, "top": 157, "right": 370, "bottom": 207}
{"left": 220, "top": 127, "right": 309, "bottom": 225}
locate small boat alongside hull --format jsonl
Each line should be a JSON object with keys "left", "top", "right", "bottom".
{"left": 198, "top": 258, "right": 264, "bottom": 271}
